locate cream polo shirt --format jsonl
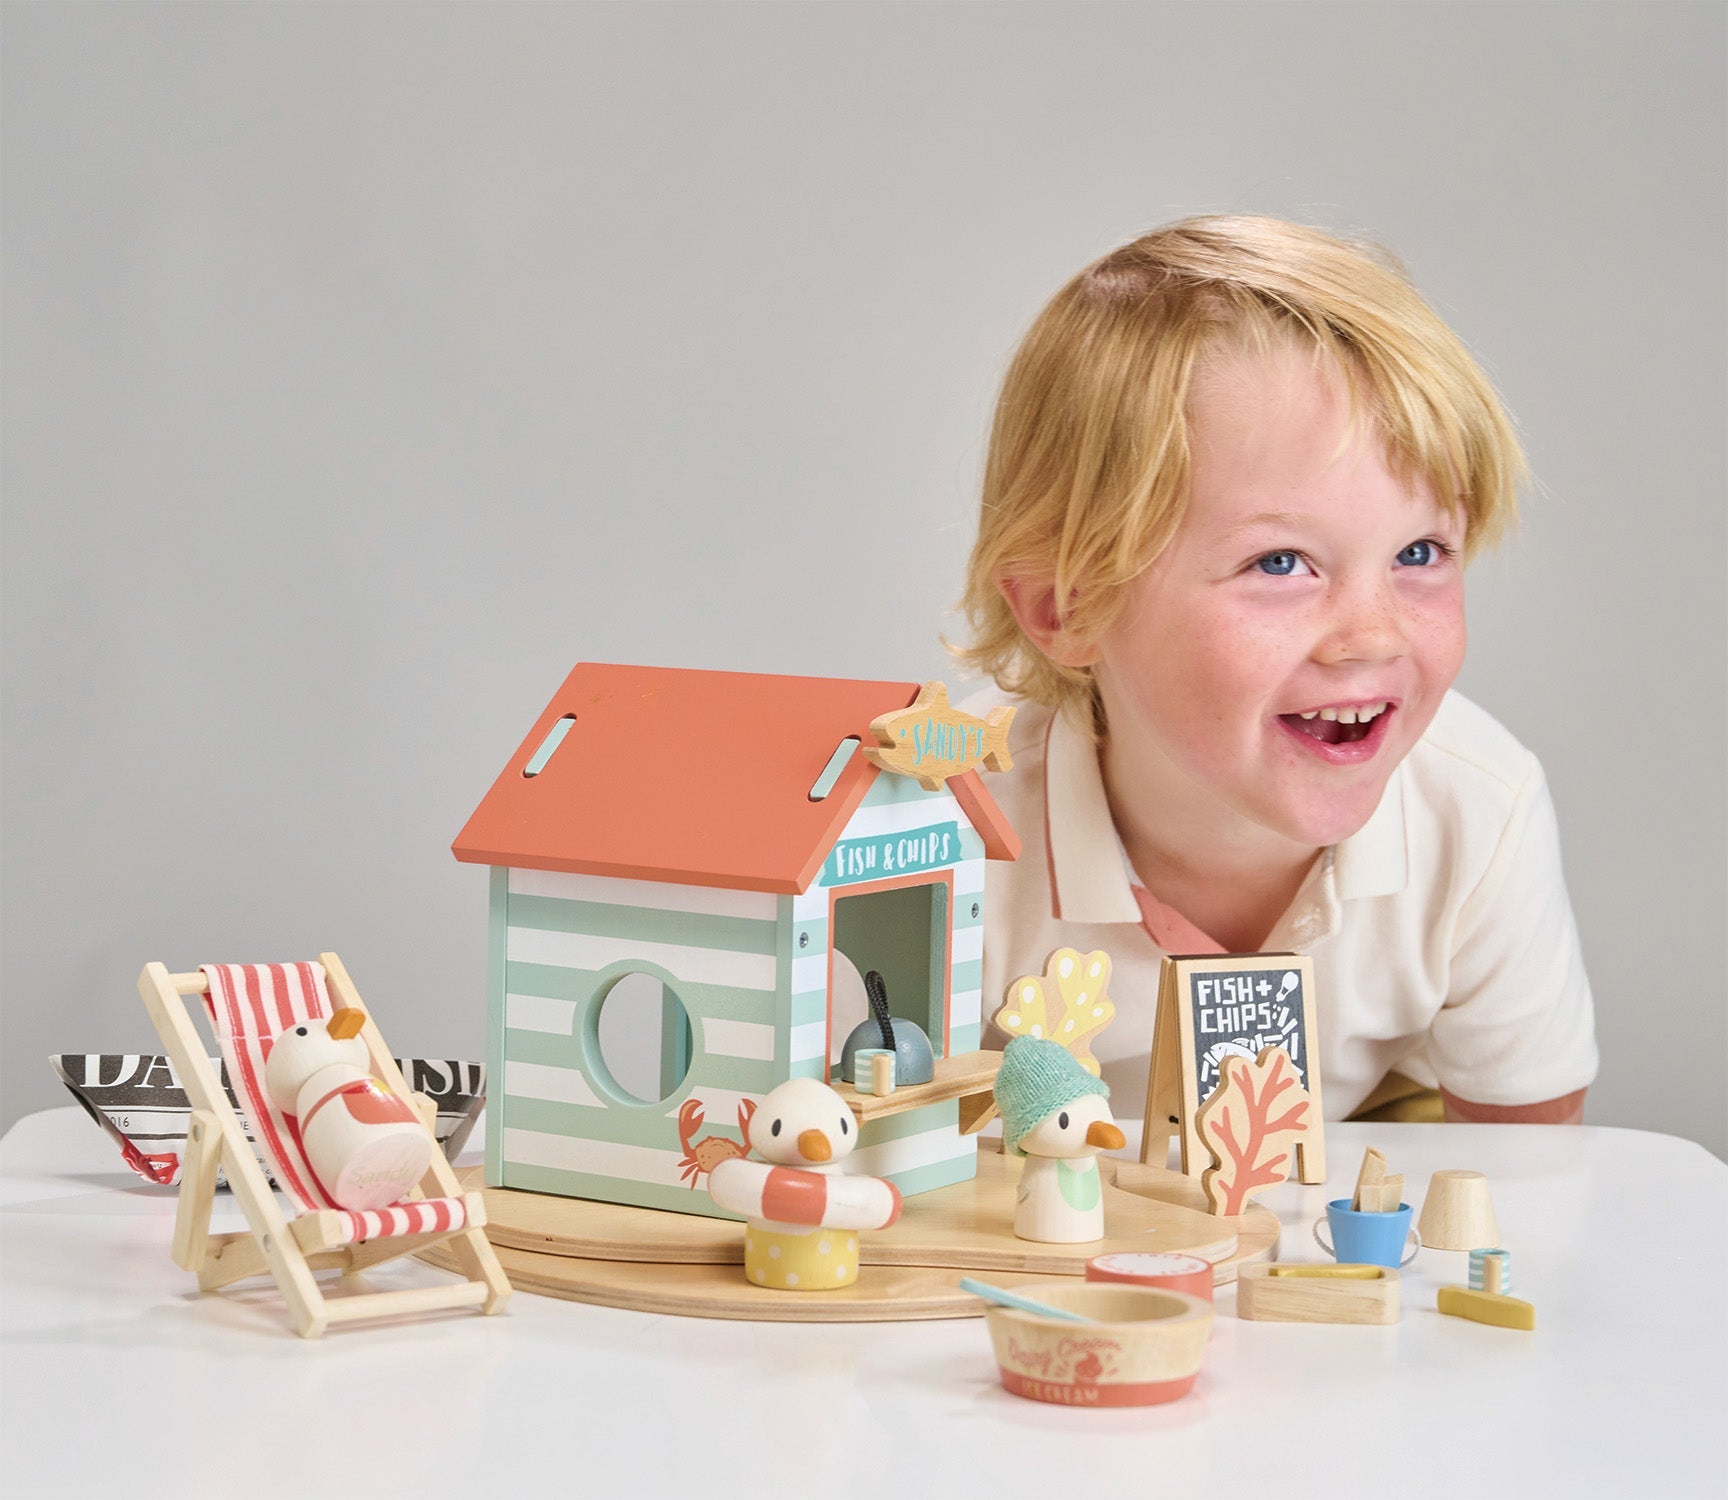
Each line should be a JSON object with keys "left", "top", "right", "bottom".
{"left": 967, "top": 688, "right": 1599, "bottom": 1119}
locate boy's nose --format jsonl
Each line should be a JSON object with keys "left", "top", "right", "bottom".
{"left": 1315, "top": 586, "right": 1407, "bottom": 665}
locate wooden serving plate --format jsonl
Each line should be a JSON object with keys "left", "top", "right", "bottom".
{"left": 420, "top": 1148, "right": 1279, "bottom": 1321}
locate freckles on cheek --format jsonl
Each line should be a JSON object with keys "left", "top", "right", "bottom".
{"left": 1211, "top": 615, "right": 1286, "bottom": 695}
{"left": 1175, "top": 620, "right": 1268, "bottom": 735}
{"left": 1443, "top": 629, "right": 1467, "bottom": 682}
{"left": 1418, "top": 597, "right": 1468, "bottom": 681}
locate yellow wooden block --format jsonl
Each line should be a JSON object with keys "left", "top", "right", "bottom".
{"left": 1437, "top": 1285, "right": 1535, "bottom": 1330}
{"left": 1269, "top": 1263, "right": 1383, "bottom": 1279}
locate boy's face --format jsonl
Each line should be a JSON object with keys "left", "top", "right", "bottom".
{"left": 1092, "top": 344, "right": 1467, "bottom": 855}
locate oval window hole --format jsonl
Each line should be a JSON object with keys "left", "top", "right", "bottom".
{"left": 592, "top": 971, "right": 694, "bottom": 1105}
{"left": 523, "top": 715, "right": 576, "bottom": 777}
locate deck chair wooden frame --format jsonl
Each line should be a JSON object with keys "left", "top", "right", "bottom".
{"left": 138, "top": 951, "right": 510, "bottom": 1337}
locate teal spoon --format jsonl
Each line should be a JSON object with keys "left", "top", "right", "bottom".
{"left": 958, "top": 1277, "right": 1096, "bottom": 1323}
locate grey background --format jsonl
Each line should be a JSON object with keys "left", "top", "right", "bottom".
{"left": 4, "top": 3, "right": 1724, "bottom": 1157}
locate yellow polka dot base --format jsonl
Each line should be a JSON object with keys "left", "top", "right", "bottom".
{"left": 743, "top": 1226, "right": 860, "bottom": 1290}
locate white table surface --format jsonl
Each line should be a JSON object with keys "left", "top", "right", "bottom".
{"left": 2, "top": 1106, "right": 1724, "bottom": 1500}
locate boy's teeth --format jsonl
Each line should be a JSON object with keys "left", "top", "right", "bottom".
{"left": 1296, "top": 701, "right": 1388, "bottom": 724}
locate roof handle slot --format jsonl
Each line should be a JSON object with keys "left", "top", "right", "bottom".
{"left": 523, "top": 714, "right": 577, "bottom": 778}
{"left": 808, "top": 736, "right": 860, "bottom": 801}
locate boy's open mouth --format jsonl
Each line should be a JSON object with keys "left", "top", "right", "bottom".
{"left": 1278, "top": 701, "right": 1392, "bottom": 746}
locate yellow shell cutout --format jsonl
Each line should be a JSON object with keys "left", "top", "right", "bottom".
{"left": 992, "top": 948, "right": 1116, "bottom": 1076}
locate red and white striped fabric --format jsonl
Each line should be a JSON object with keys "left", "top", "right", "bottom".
{"left": 199, "top": 962, "right": 468, "bottom": 1246}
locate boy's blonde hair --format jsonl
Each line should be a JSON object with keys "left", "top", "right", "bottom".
{"left": 956, "top": 215, "right": 1526, "bottom": 726}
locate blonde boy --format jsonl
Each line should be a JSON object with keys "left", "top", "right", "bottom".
{"left": 959, "top": 216, "right": 1596, "bottom": 1124}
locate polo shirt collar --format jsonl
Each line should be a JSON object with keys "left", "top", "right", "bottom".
{"left": 1044, "top": 705, "right": 1410, "bottom": 927}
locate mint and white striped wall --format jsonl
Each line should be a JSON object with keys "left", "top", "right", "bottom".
{"left": 490, "top": 865, "right": 783, "bottom": 1215}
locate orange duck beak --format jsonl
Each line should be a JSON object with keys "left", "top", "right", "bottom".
{"left": 326, "top": 1009, "right": 367, "bottom": 1040}
{"left": 1086, "top": 1120, "right": 1126, "bottom": 1150}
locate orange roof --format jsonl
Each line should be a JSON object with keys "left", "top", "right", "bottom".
{"left": 452, "top": 663, "right": 1020, "bottom": 894}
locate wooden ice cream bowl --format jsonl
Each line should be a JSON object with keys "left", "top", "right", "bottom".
{"left": 983, "top": 1280, "right": 1213, "bottom": 1407}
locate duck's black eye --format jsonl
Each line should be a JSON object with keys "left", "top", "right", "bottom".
{"left": 771, "top": 1118, "right": 782, "bottom": 1136}
{"left": 296, "top": 1026, "right": 308, "bottom": 1036}
{"left": 840, "top": 1116, "right": 849, "bottom": 1135}
{"left": 1058, "top": 1111, "right": 1070, "bottom": 1130}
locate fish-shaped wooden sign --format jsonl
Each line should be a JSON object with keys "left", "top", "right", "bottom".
{"left": 862, "top": 681, "right": 1015, "bottom": 790}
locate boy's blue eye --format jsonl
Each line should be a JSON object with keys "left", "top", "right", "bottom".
{"left": 1397, "top": 540, "right": 1443, "bottom": 567}
{"left": 1255, "top": 551, "right": 1301, "bottom": 576}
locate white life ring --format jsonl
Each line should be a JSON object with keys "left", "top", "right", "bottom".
{"left": 708, "top": 1158, "right": 902, "bottom": 1231}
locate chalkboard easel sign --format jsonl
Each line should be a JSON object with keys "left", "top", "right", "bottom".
{"left": 1140, "top": 953, "right": 1326, "bottom": 1184}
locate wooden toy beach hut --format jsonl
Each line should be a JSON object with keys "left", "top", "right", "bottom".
{"left": 452, "top": 663, "right": 1020, "bottom": 1219}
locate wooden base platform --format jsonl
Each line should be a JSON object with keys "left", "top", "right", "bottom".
{"left": 421, "top": 1150, "right": 1279, "bottom": 1321}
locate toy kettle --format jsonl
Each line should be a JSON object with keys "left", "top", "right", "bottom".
{"left": 839, "top": 971, "right": 935, "bottom": 1087}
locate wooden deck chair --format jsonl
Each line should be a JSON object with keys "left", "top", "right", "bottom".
{"left": 138, "top": 952, "right": 510, "bottom": 1337}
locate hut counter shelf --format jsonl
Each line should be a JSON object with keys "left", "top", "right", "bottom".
{"left": 832, "top": 1050, "right": 1005, "bottom": 1125}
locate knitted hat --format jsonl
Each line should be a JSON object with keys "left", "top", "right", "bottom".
{"left": 994, "top": 1037, "right": 1110, "bottom": 1156}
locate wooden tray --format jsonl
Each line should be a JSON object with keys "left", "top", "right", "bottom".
{"left": 427, "top": 1245, "right": 996, "bottom": 1322}
{"left": 420, "top": 1149, "right": 1279, "bottom": 1321}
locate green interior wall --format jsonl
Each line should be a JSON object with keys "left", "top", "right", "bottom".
{"left": 831, "top": 880, "right": 949, "bottom": 1056}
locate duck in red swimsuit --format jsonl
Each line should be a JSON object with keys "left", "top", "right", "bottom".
{"left": 263, "top": 1009, "right": 431, "bottom": 1210}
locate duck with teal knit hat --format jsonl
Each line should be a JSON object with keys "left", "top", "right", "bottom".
{"left": 995, "top": 1036, "right": 1127, "bottom": 1243}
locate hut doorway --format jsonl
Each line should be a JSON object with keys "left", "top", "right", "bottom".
{"left": 826, "top": 872, "right": 952, "bottom": 1075}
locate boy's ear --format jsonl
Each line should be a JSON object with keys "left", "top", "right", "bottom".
{"left": 997, "top": 573, "right": 1099, "bottom": 669}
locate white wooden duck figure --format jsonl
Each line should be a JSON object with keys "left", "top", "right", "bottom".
{"left": 706, "top": 1077, "right": 902, "bottom": 1290}
{"left": 263, "top": 1009, "right": 431, "bottom": 1211}
{"left": 995, "top": 1036, "right": 1126, "bottom": 1243}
